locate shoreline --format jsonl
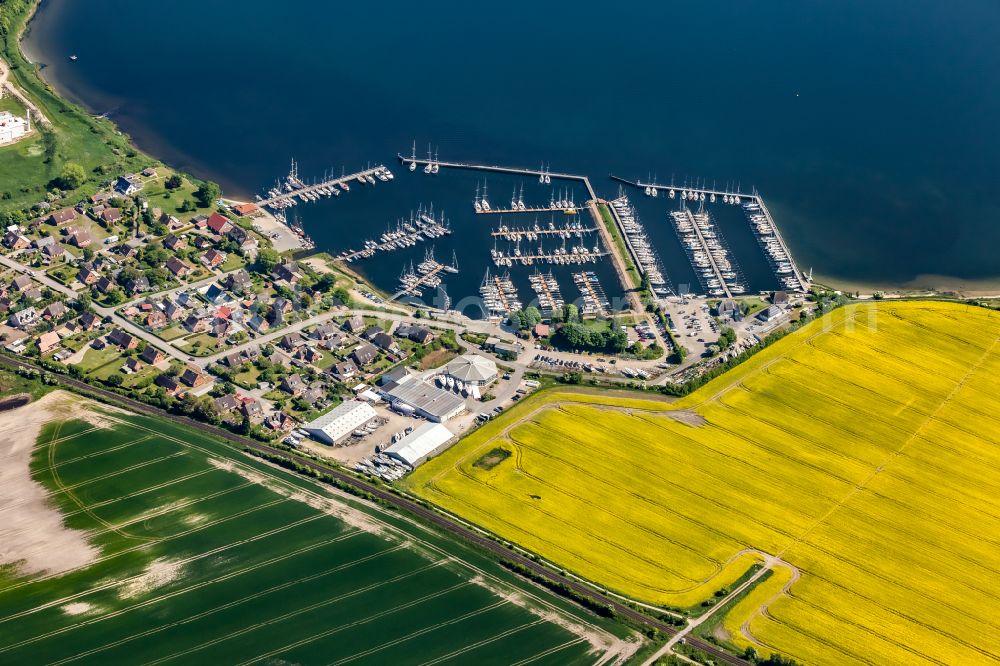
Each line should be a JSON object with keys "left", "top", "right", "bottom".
{"left": 12, "top": 1, "right": 1000, "bottom": 298}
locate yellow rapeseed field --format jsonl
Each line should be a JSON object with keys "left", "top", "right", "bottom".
{"left": 407, "top": 301, "right": 1000, "bottom": 664}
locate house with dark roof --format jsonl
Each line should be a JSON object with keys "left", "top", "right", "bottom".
{"left": 100, "top": 208, "right": 122, "bottom": 224}
{"left": 280, "top": 331, "right": 304, "bottom": 351}
{"left": 42, "top": 301, "right": 66, "bottom": 320}
{"left": 114, "top": 175, "right": 141, "bottom": 196}
{"left": 330, "top": 359, "right": 357, "bottom": 380}
{"left": 48, "top": 208, "right": 77, "bottom": 225}
{"left": 273, "top": 260, "right": 302, "bottom": 284}
{"left": 163, "top": 234, "right": 185, "bottom": 251}
{"left": 240, "top": 399, "right": 265, "bottom": 423}
{"left": 213, "top": 394, "right": 241, "bottom": 414}
{"left": 140, "top": 346, "right": 165, "bottom": 365}
{"left": 225, "top": 269, "right": 252, "bottom": 294}
{"left": 107, "top": 329, "right": 137, "bottom": 350}
{"left": 372, "top": 332, "right": 398, "bottom": 353}
{"left": 180, "top": 366, "right": 209, "bottom": 388}
{"left": 201, "top": 248, "right": 226, "bottom": 268}
{"left": 125, "top": 275, "right": 150, "bottom": 296}
{"left": 155, "top": 373, "right": 181, "bottom": 395}
{"left": 95, "top": 276, "right": 116, "bottom": 294}
{"left": 350, "top": 343, "right": 379, "bottom": 367}
{"left": 78, "top": 311, "right": 100, "bottom": 331}
{"left": 165, "top": 257, "right": 191, "bottom": 278}
{"left": 342, "top": 314, "right": 365, "bottom": 333}
{"left": 280, "top": 374, "right": 305, "bottom": 396}
{"left": 77, "top": 265, "right": 100, "bottom": 286}
{"left": 2, "top": 231, "right": 29, "bottom": 250}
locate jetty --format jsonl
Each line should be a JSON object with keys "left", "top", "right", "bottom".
{"left": 670, "top": 207, "right": 735, "bottom": 298}
{"left": 610, "top": 175, "right": 753, "bottom": 204}
{"left": 476, "top": 205, "right": 581, "bottom": 215}
{"left": 258, "top": 164, "right": 392, "bottom": 210}
{"left": 490, "top": 221, "right": 596, "bottom": 241}
{"left": 573, "top": 271, "right": 612, "bottom": 317}
{"left": 397, "top": 153, "right": 598, "bottom": 201}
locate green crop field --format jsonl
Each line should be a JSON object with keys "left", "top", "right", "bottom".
{"left": 0, "top": 395, "right": 628, "bottom": 665}
{"left": 408, "top": 301, "right": 1000, "bottom": 665}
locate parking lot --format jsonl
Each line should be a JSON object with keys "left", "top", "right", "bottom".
{"left": 661, "top": 297, "right": 721, "bottom": 358}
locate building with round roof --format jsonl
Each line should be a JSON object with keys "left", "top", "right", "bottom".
{"left": 444, "top": 353, "right": 498, "bottom": 387}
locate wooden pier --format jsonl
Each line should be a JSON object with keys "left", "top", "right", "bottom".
{"left": 494, "top": 250, "right": 608, "bottom": 267}
{"left": 755, "top": 195, "right": 810, "bottom": 292}
{"left": 677, "top": 208, "right": 733, "bottom": 299}
{"left": 258, "top": 165, "right": 390, "bottom": 208}
{"left": 393, "top": 264, "right": 449, "bottom": 301}
{"left": 476, "top": 206, "right": 582, "bottom": 215}
{"left": 491, "top": 226, "right": 597, "bottom": 239}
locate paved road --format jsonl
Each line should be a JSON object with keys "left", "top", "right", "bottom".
{"left": 0, "top": 352, "right": 750, "bottom": 666}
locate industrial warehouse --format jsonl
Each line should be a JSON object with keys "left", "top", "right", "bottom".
{"left": 301, "top": 400, "right": 378, "bottom": 444}
{"left": 386, "top": 380, "right": 467, "bottom": 422}
{"left": 385, "top": 422, "right": 455, "bottom": 467}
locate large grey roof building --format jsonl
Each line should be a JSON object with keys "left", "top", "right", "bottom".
{"left": 302, "top": 400, "right": 378, "bottom": 444}
{"left": 444, "top": 354, "right": 498, "bottom": 386}
{"left": 386, "top": 380, "right": 466, "bottom": 422}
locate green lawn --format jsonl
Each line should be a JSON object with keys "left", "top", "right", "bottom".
{"left": 158, "top": 325, "right": 186, "bottom": 341}
{"left": 75, "top": 346, "right": 123, "bottom": 373}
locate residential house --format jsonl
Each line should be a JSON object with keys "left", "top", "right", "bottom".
{"left": 184, "top": 314, "right": 208, "bottom": 334}
{"left": 350, "top": 343, "right": 379, "bottom": 367}
{"left": 77, "top": 264, "right": 100, "bottom": 286}
{"left": 123, "top": 357, "right": 142, "bottom": 373}
{"left": 372, "top": 332, "right": 398, "bottom": 353}
{"left": 22, "top": 287, "right": 42, "bottom": 302}
{"left": 163, "top": 299, "right": 185, "bottom": 321}
{"left": 342, "top": 314, "right": 365, "bottom": 334}
{"left": 361, "top": 325, "right": 384, "bottom": 342}
{"left": 298, "top": 347, "right": 323, "bottom": 365}
{"left": 240, "top": 399, "right": 265, "bottom": 424}
{"left": 100, "top": 208, "right": 122, "bottom": 224}
{"left": 264, "top": 411, "right": 295, "bottom": 433}
{"left": 146, "top": 310, "right": 167, "bottom": 329}
{"left": 329, "top": 359, "right": 357, "bottom": 380}
{"left": 114, "top": 175, "right": 141, "bottom": 196}
{"left": 11, "top": 275, "right": 33, "bottom": 292}
{"left": 140, "top": 345, "right": 165, "bottom": 365}
{"left": 69, "top": 229, "right": 94, "bottom": 248}
{"left": 299, "top": 386, "right": 325, "bottom": 407}
{"left": 225, "top": 269, "right": 252, "bottom": 295}
{"left": 33, "top": 235, "right": 55, "bottom": 250}
{"left": 273, "top": 260, "right": 302, "bottom": 284}
{"left": 155, "top": 373, "right": 182, "bottom": 396}
{"left": 406, "top": 326, "right": 435, "bottom": 344}
{"left": 78, "top": 311, "right": 101, "bottom": 331}
{"left": 9, "top": 306, "right": 38, "bottom": 329}
{"left": 165, "top": 257, "right": 191, "bottom": 278}
{"left": 247, "top": 313, "right": 269, "bottom": 333}
{"left": 2, "top": 231, "right": 29, "bottom": 250}
{"left": 163, "top": 234, "right": 185, "bottom": 251}
{"left": 95, "top": 276, "right": 116, "bottom": 294}
{"left": 37, "top": 331, "right": 60, "bottom": 354}
{"left": 205, "top": 213, "right": 233, "bottom": 236}
{"left": 180, "top": 365, "right": 209, "bottom": 388}
{"left": 125, "top": 276, "right": 150, "bottom": 296}
{"left": 42, "top": 302, "right": 66, "bottom": 320}
{"left": 280, "top": 374, "right": 305, "bottom": 396}
{"left": 48, "top": 208, "right": 77, "bottom": 226}
{"left": 107, "top": 329, "right": 138, "bottom": 350}
{"left": 43, "top": 243, "right": 73, "bottom": 263}
{"left": 213, "top": 394, "right": 241, "bottom": 414}
{"left": 201, "top": 248, "right": 226, "bottom": 268}
{"left": 280, "top": 331, "right": 304, "bottom": 352}
{"left": 771, "top": 290, "right": 790, "bottom": 306}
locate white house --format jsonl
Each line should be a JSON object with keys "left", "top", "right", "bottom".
{"left": 0, "top": 110, "right": 30, "bottom": 145}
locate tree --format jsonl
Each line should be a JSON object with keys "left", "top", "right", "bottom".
{"left": 255, "top": 247, "right": 280, "bottom": 274}
{"left": 194, "top": 181, "right": 221, "bottom": 208}
{"left": 563, "top": 303, "right": 579, "bottom": 324}
{"left": 53, "top": 162, "right": 86, "bottom": 190}
{"left": 523, "top": 307, "right": 542, "bottom": 329}
{"left": 165, "top": 174, "right": 183, "bottom": 189}
{"left": 314, "top": 273, "right": 336, "bottom": 293}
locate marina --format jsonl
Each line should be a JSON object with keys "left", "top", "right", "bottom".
{"left": 479, "top": 269, "right": 522, "bottom": 319}
{"left": 490, "top": 238, "right": 607, "bottom": 268}
{"left": 669, "top": 203, "right": 745, "bottom": 298}
{"left": 528, "top": 270, "right": 565, "bottom": 316}
{"left": 610, "top": 175, "right": 752, "bottom": 206}
{"left": 573, "top": 271, "right": 613, "bottom": 318}
{"left": 608, "top": 195, "right": 673, "bottom": 297}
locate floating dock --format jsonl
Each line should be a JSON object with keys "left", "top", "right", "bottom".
{"left": 528, "top": 271, "right": 565, "bottom": 316}
{"left": 573, "top": 271, "right": 612, "bottom": 318}
{"left": 491, "top": 220, "right": 595, "bottom": 241}
{"left": 670, "top": 206, "right": 743, "bottom": 298}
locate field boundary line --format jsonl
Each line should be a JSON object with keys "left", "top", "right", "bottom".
{"left": 49, "top": 435, "right": 154, "bottom": 469}
{"left": 510, "top": 636, "right": 590, "bottom": 665}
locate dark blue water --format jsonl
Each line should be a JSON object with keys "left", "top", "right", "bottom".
{"left": 23, "top": 0, "right": 1000, "bottom": 293}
